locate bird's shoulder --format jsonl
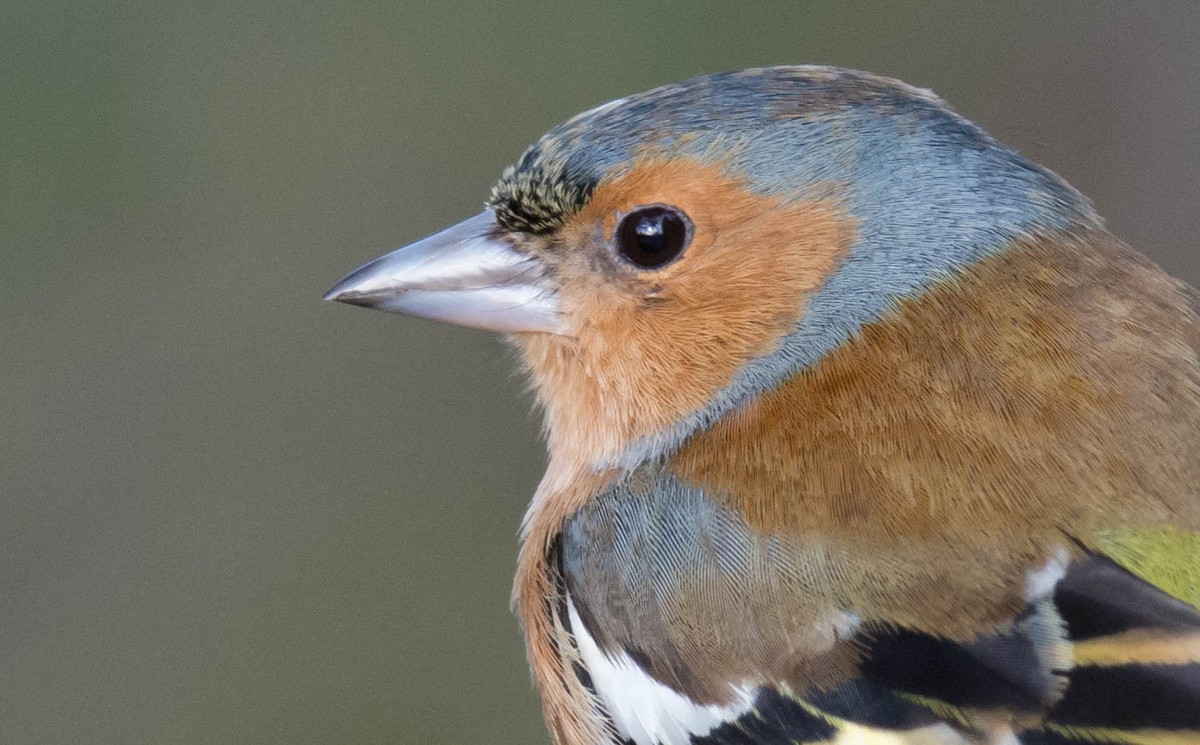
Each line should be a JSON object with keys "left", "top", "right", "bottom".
{"left": 558, "top": 464, "right": 1200, "bottom": 744}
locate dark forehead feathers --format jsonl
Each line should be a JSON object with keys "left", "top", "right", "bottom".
{"left": 487, "top": 66, "right": 1067, "bottom": 234}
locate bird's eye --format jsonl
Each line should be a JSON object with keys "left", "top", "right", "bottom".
{"left": 615, "top": 205, "right": 692, "bottom": 269}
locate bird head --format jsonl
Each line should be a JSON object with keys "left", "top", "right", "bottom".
{"left": 326, "top": 66, "right": 1097, "bottom": 469}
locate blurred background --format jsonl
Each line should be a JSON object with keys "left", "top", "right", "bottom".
{"left": 3, "top": 1, "right": 1197, "bottom": 742}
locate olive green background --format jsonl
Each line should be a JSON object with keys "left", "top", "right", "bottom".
{"left": 3, "top": 2, "right": 1198, "bottom": 743}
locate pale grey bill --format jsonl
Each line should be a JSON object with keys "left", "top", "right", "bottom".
{"left": 324, "top": 210, "right": 563, "bottom": 334}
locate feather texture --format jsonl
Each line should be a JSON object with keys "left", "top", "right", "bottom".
{"left": 331, "top": 66, "right": 1200, "bottom": 744}
{"left": 543, "top": 228, "right": 1200, "bottom": 743}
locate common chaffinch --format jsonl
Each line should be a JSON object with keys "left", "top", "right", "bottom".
{"left": 326, "top": 66, "right": 1200, "bottom": 745}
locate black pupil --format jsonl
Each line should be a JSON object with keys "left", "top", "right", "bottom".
{"left": 617, "top": 206, "right": 689, "bottom": 268}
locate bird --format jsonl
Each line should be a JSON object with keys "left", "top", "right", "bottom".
{"left": 326, "top": 66, "right": 1200, "bottom": 745}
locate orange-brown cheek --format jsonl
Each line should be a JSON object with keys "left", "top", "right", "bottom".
{"left": 519, "top": 159, "right": 857, "bottom": 464}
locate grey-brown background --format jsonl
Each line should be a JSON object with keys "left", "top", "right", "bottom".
{"left": 3, "top": 2, "right": 1197, "bottom": 742}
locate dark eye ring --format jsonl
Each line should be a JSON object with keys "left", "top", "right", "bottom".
{"left": 614, "top": 204, "right": 693, "bottom": 269}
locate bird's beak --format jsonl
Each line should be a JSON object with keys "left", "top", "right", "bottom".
{"left": 324, "top": 210, "right": 563, "bottom": 334}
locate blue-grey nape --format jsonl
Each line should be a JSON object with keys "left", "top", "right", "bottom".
{"left": 499, "top": 66, "right": 1099, "bottom": 467}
